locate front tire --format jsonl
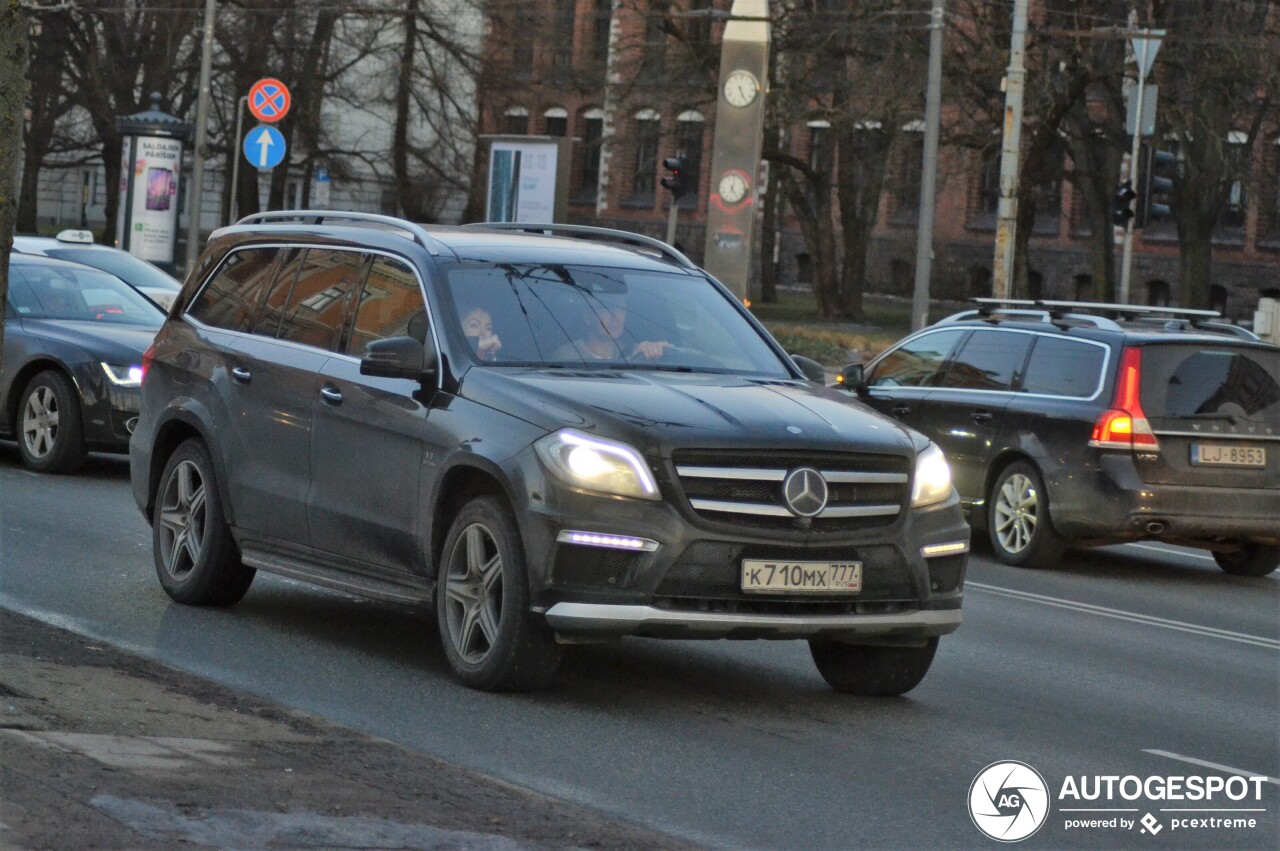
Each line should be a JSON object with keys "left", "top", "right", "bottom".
{"left": 809, "top": 638, "right": 939, "bottom": 696}
{"left": 17, "top": 370, "right": 87, "bottom": 473}
{"left": 1213, "top": 542, "right": 1279, "bottom": 577}
{"left": 153, "top": 439, "right": 255, "bottom": 606}
{"left": 437, "top": 496, "right": 562, "bottom": 691}
{"left": 987, "top": 461, "right": 1065, "bottom": 568}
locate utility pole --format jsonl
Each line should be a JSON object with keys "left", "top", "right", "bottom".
{"left": 184, "top": 0, "right": 217, "bottom": 274}
{"left": 991, "top": 0, "right": 1028, "bottom": 300}
{"left": 910, "top": 0, "right": 946, "bottom": 332}
{"left": 1118, "top": 30, "right": 1163, "bottom": 305}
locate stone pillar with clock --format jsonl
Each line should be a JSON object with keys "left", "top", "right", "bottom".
{"left": 701, "top": 0, "right": 770, "bottom": 302}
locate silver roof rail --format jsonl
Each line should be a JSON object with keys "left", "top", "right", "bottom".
{"left": 945, "top": 305, "right": 1121, "bottom": 331}
{"left": 463, "top": 222, "right": 698, "bottom": 270}
{"left": 973, "top": 297, "right": 1221, "bottom": 320}
{"left": 234, "top": 210, "right": 440, "bottom": 253}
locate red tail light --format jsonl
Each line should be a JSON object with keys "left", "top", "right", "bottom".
{"left": 1089, "top": 346, "right": 1159, "bottom": 451}
{"left": 140, "top": 343, "right": 156, "bottom": 384}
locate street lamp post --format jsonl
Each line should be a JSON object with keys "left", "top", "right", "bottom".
{"left": 184, "top": 0, "right": 217, "bottom": 275}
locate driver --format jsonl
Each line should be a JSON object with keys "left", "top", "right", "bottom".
{"left": 556, "top": 291, "right": 671, "bottom": 362}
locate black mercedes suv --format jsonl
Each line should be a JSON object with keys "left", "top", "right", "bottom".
{"left": 842, "top": 298, "right": 1279, "bottom": 576}
{"left": 129, "top": 212, "right": 968, "bottom": 693}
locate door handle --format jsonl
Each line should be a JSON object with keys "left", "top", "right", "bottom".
{"left": 971, "top": 410, "right": 994, "bottom": 424}
{"left": 320, "top": 386, "right": 343, "bottom": 404}
{"left": 891, "top": 404, "right": 912, "bottom": 416}
{"left": 230, "top": 367, "right": 252, "bottom": 383}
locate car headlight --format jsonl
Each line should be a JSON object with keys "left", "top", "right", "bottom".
{"left": 910, "top": 443, "right": 953, "bottom": 508}
{"left": 534, "top": 429, "right": 659, "bottom": 501}
{"left": 100, "top": 362, "right": 144, "bottom": 388}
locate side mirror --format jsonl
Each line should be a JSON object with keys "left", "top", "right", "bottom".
{"left": 790, "top": 354, "right": 827, "bottom": 384}
{"left": 360, "top": 336, "right": 437, "bottom": 381}
{"left": 835, "top": 363, "right": 868, "bottom": 395}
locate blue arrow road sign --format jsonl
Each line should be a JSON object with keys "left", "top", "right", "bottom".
{"left": 243, "top": 125, "right": 286, "bottom": 170}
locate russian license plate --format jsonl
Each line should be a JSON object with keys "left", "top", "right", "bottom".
{"left": 741, "top": 560, "right": 862, "bottom": 594}
{"left": 1190, "top": 442, "right": 1266, "bottom": 468}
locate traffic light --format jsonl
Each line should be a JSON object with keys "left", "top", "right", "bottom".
{"left": 1139, "top": 148, "right": 1177, "bottom": 226}
{"left": 661, "top": 156, "right": 690, "bottom": 199}
{"left": 1112, "top": 180, "right": 1137, "bottom": 227}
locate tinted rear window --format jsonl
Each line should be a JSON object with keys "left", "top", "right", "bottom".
{"left": 1021, "top": 336, "right": 1107, "bottom": 397}
{"left": 188, "top": 248, "right": 279, "bottom": 332}
{"left": 1140, "top": 345, "right": 1280, "bottom": 425}
{"left": 940, "top": 330, "right": 1032, "bottom": 391}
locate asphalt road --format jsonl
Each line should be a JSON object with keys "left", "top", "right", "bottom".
{"left": 2, "top": 447, "right": 1277, "bottom": 850}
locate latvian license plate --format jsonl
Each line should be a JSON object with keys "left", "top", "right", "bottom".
{"left": 1190, "top": 442, "right": 1266, "bottom": 468}
{"left": 741, "top": 560, "right": 862, "bottom": 594}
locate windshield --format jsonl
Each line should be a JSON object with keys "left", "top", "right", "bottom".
{"left": 1140, "top": 344, "right": 1280, "bottom": 426}
{"left": 43, "top": 247, "right": 183, "bottom": 293}
{"left": 440, "top": 261, "right": 792, "bottom": 378}
{"left": 8, "top": 261, "right": 166, "bottom": 326}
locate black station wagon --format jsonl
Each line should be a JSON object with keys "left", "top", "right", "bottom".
{"left": 842, "top": 299, "right": 1279, "bottom": 576}
{"left": 131, "top": 212, "right": 969, "bottom": 693}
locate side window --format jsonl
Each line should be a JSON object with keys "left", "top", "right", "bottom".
{"left": 187, "top": 248, "right": 279, "bottom": 332}
{"left": 1021, "top": 336, "right": 1106, "bottom": 397}
{"left": 276, "top": 249, "right": 371, "bottom": 352}
{"left": 253, "top": 247, "right": 306, "bottom": 339}
{"left": 868, "top": 329, "right": 966, "bottom": 388}
{"left": 346, "top": 256, "right": 428, "bottom": 358}
{"left": 940, "top": 330, "right": 1033, "bottom": 391}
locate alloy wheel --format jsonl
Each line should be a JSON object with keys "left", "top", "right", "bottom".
{"left": 21, "top": 386, "right": 59, "bottom": 459}
{"left": 443, "top": 523, "right": 504, "bottom": 665}
{"left": 994, "top": 472, "right": 1038, "bottom": 555}
{"left": 158, "top": 460, "right": 208, "bottom": 581}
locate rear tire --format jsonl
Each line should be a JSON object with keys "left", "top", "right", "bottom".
{"left": 987, "top": 461, "right": 1065, "bottom": 568}
{"left": 17, "top": 370, "right": 87, "bottom": 474}
{"left": 1213, "top": 543, "right": 1279, "bottom": 577}
{"left": 153, "top": 439, "right": 255, "bottom": 606}
{"left": 436, "top": 496, "right": 562, "bottom": 691}
{"left": 809, "top": 638, "right": 939, "bottom": 696}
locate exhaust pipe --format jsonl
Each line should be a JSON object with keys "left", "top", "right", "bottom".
{"left": 125, "top": 416, "right": 139, "bottom": 435}
{"left": 1146, "top": 520, "right": 1165, "bottom": 535}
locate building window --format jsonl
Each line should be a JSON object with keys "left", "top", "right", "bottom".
{"left": 1033, "top": 139, "right": 1065, "bottom": 233}
{"left": 1216, "top": 132, "right": 1248, "bottom": 237}
{"left": 629, "top": 109, "right": 661, "bottom": 203}
{"left": 503, "top": 106, "right": 529, "bottom": 135}
{"left": 977, "top": 147, "right": 1000, "bottom": 221}
{"left": 592, "top": 0, "right": 613, "bottom": 62}
{"left": 643, "top": 2, "right": 668, "bottom": 79}
{"left": 573, "top": 108, "right": 605, "bottom": 205}
{"left": 807, "top": 121, "right": 830, "bottom": 172}
{"left": 893, "top": 128, "right": 924, "bottom": 220}
{"left": 1147, "top": 280, "right": 1170, "bottom": 307}
{"left": 1074, "top": 273, "right": 1093, "bottom": 301}
{"left": 1263, "top": 139, "right": 1280, "bottom": 242}
{"left": 676, "top": 109, "right": 704, "bottom": 207}
{"left": 511, "top": 7, "right": 535, "bottom": 71}
{"left": 686, "top": 0, "right": 713, "bottom": 46}
{"left": 552, "top": 0, "right": 576, "bottom": 69}
{"left": 544, "top": 107, "right": 568, "bottom": 137}
{"left": 1210, "top": 284, "right": 1229, "bottom": 315}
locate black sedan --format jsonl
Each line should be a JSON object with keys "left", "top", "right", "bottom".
{"left": 2, "top": 254, "right": 164, "bottom": 472}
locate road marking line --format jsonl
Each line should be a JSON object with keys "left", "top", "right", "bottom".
{"left": 1124, "top": 542, "right": 1215, "bottom": 562}
{"left": 1143, "top": 750, "right": 1279, "bottom": 786}
{"left": 966, "top": 582, "right": 1280, "bottom": 649}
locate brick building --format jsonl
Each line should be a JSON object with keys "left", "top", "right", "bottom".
{"left": 477, "top": 1, "right": 1280, "bottom": 320}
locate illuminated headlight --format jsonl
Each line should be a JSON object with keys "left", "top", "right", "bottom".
{"left": 910, "top": 443, "right": 954, "bottom": 508}
{"left": 535, "top": 429, "right": 659, "bottom": 500}
{"left": 101, "top": 362, "right": 144, "bottom": 388}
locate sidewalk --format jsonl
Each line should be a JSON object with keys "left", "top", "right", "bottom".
{"left": 0, "top": 609, "right": 691, "bottom": 850}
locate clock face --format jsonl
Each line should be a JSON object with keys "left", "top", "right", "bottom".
{"left": 718, "top": 171, "right": 750, "bottom": 205}
{"left": 723, "top": 70, "right": 760, "bottom": 108}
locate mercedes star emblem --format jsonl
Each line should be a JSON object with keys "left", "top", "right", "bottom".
{"left": 782, "top": 467, "right": 828, "bottom": 517}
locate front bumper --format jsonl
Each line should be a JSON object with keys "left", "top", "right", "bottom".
{"left": 73, "top": 362, "right": 141, "bottom": 451}
{"left": 544, "top": 603, "right": 961, "bottom": 641}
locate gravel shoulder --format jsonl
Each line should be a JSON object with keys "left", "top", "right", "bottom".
{"left": 0, "top": 608, "right": 693, "bottom": 850}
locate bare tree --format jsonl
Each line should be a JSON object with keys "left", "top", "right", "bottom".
{"left": 17, "top": 11, "right": 76, "bottom": 232}
{"left": 1145, "top": 0, "right": 1279, "bottom": 307}
{"left": 1, "top": 2, "right": 31, "bottom": 355}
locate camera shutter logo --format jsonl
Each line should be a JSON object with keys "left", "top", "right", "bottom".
{"left": 968, "top": 761, "right": 1050, "bottom": 842}
{"left": 782, "top": 467, "right": 828, "bottom": 517}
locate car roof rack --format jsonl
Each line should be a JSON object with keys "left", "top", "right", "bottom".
{"left": 234, "top": 210, "right": 441, "bottom": 254}
{"left": 940, "top": 304, "right": 1122, "bottom": 331}
{"left": 462, "top": 221, "right": 698, "bottom": 270}
{"left": 963, "top": 297, "right": 1239, "bottom": 334}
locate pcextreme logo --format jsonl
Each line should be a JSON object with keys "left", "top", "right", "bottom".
{"left": 968, "top": 761, "right": 1051, "bottom": 842}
